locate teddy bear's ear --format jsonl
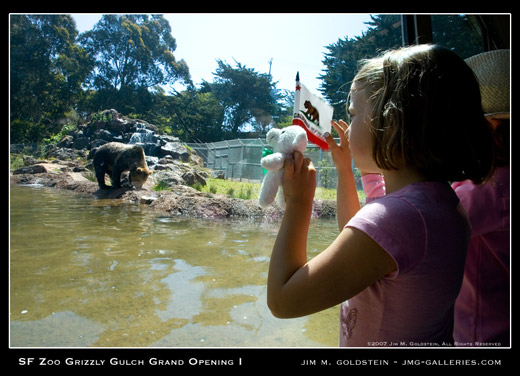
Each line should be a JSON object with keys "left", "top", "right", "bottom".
{"left": 266, "top": 128, "right": 280, "bottom": 144}
{"left": 293, "top": 131, "right": 307, "bottom": 147}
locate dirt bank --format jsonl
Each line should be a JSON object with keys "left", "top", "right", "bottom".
{"left": 10, "top": 162, "right": 337, "bottom": 220}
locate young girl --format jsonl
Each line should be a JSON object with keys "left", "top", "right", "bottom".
{"left": 266, "top": 44, "right": 495, "bottom": 347}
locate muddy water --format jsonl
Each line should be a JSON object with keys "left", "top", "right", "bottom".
{"left": 9, "top": 185, "right": 340, "bottom": 347}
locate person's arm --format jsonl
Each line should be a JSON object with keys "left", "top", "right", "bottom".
{"left": 361, "top": 173, "right": 386, "bottom": 203}
{"left": 267, "top": 150, "right": 397, "bottom": 319}
{"left": 325, "top": 120, "right": 361, "bottom": 231}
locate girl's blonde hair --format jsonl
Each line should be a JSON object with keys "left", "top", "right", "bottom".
{"left": 353, "top": 44, "right": 495, "bottom": 184}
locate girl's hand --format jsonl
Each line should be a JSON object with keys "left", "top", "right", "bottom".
{"left": 282, "top": 151, "right": 316, "bottom": 208}
{"left": 326, "top": 120, "right": 360, "bottom": 230}
{"left": 325, "top": 120, "right": 352, "bottom": 174}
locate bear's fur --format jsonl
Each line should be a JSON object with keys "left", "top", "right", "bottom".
{"left": 93, "top": 142, "right": 151, "bottom": 189}
{"left": 304, "top": 100, "right": 319, "bottom": 122}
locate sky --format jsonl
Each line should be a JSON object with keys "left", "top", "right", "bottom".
{"left": 71, "top": 13, "right": 373, "bottom": 96}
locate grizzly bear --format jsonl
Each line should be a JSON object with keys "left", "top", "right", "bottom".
{"left": 304, "top": 100, "right": 319, "bottom": 123}
{"left": 93, "top": 142, "right": 151, "bottom": 189}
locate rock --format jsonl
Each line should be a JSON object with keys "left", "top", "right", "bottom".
{"left": 140, "top": 195, "right": 157, "bottom": 205}
{"left": 57, "top": 135, "right": 74, "bottom": 148}
{"left": 189, "top": 152, "right": 204, "bottom": 166}
{"left": 144, "top": 156, "right": 159, "bottom": 168}
{"left": 93, "top": 129, "right": 115, "bottom": 142}
{"left": 211, "top": 170, "right": 226, "bottom": 179}
{"left": 13, "top": 164, "right": 47, "bottom": 174}
{"left": 312, "top": 199, "right": 337, "bottom": 219}
{"left": 153, "top": 164, "right": 172, "bottom": 171}
{"left": 12, "top": 108, "right": 340, "bottom": 221}
{"left": 52, "top": 109, "right": 199, "bottom": 161}
{"left": 152, "top": 170, "right": 185, "bottom": 187}
{"left": 158, "top": 135, "right": 180, "bottom": 144}
{"left": 45, "top": 146, "right": 86, "bottom": 161}
{"left": 157, "top": 155, "right": 175, "bottom": 164}
{"left": 160, "top": 142, "right": 190, "bottom": 161}
{"left": 181, "top": 170, "right": 207, "bottom": 187}
{"left": 91, "top": 139, "right": 108, "bottom": 149}
{"left": 23, "top": 156, "right": 47, "bottom": 166}
{"left": 10, "top": 165, "right": 337, "bottom": 220}
{"left": 73, "top": 136, "right": 90, "bottom": 149}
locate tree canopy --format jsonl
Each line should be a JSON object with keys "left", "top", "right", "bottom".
{"left": 80, "top": 15, "right": 191, "bottom": 91}
{"left": 10, "top": 14, "right": 485, "bottom": 144}
{"left": 10, "top": 15, "right": 92, "bottom": 142}
{"left": 207, "top": 60, "right": 279, "bottom": 136}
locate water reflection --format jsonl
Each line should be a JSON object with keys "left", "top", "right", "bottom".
{"left": 10, "top": 185, "right": 339, "bottom": 347}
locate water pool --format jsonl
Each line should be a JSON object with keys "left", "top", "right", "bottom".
{"left": 9, "top": 185, "right": 340, "bottom": 347}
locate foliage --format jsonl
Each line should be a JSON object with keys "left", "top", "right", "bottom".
{"left": 317, "top": 158, "right": 335, "bottom": 189}
{"left": 202, "top": 178, "right": 261, "bottom": 200}
{"left": 205, "top": 60, "right": 280, "bottom": 137}
{"left": 319, "top": 15, "right": 402, "bottom": 120}
{"left": 10, "top": 154, "right": 25, "bottom": 171}
{"left": 318, "top": 15, "right": 484, "bottom": 120}
{"left": 430, "top": 15, "right": 483, "bottom": 59}
{"left": 165, "top": 88, "right": 225, "bottom": 142}
{"left": 200, "top": 178, "right": 351, "bottom": 201}
{"left": 10, "top": 15, "right": 92, "bottom": 143}
{"left": 79, "top": 15, "right": 191, "bottom": 91}
{"left": 10, "top": 14, "right": 486, "bottom": 146}
{"left": 152, "top": 180, "right": 171, "bottom": 192}
{"left": 78, "top": 15, "right": 191, "bottom": 115}
{"left": 43, "top": 123, "right": 76, "bottom": 145}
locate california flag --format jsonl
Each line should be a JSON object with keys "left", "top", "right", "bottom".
{"left": 292, "top": 72, "right": 334, "bottom": 150}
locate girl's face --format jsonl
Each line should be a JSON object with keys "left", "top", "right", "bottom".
{"left": 347, "top": 84, "right": 379, "bottom": 173}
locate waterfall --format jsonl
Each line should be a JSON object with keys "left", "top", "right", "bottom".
{"left": 128, "top": 123, "right": 159, "bottom": 156}
{"left": 129, "top": 123, "right": 155, "bottom": 144}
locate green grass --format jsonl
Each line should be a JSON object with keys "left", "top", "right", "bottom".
{"left": 201, "top": 178, "right": 261, "bottom": 199}
{"left": 200, "top": 178, "right": 365, "bottom": 202}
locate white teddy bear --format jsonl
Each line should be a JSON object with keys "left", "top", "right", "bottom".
{"left": 258, "top": 125, "right": 308, "bottom": 209}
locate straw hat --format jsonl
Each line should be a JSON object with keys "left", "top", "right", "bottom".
{"left": 465, "top": 49, "right": 510, "bottom": 118}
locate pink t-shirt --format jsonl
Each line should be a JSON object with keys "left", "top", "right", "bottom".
{"left": 452, "top": 167, "right": 510, "bottom": 346}
{"left": 340, "top": 181, "right": 471, "bottom": 347}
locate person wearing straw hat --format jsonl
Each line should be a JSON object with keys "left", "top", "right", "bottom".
{"left": 452, "top": 49, "right": 510, "bottom": 347}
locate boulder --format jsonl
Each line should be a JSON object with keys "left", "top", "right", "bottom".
{"left": 181, "top": 170, "right": 207, "bottom": 187}
{"left": 152, "top": 170, "right": 185, "bottom": 187}
{"left": 73, "top": 136, "right": 90, "bottom": 149}
{"left": 13, "top": 164, "right": 47, "bottom": 175}
{"left": 160, "top": 142, "right": 190, "bottom": 161}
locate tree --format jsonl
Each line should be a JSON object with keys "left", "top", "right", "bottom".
{"left": 166, "top": 88, "right": 225, "bottom": 143}
{"left": 431, "top": 15, "right": 483, "bottom": 59}
{"left": 208, "top": 60, "right": 278, "bottom": 137}
{"left": 319, "top": 14, "right": 484, "bottom": 123}
{"left": 10, "top": 14, "right": 92, "bottom": 143}
{"left": 79, "top": 15, "right": 191, "bottom": 114}
{"left": 319, "top": 15, "right": 402, "bottom": 121}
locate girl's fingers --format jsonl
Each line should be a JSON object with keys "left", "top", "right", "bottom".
{"left": 287, "top": 151, "right": 315, "bottom": 176}
{"left": 283, "top": 154, "right": 295, "bottom": 175}
{"left": 331, "top": 120, "right": 349, "bottom": 140}
{"left": 325, "top": 133, "right": 339, "bottom": 153}
{"left": 293, "top": 150, "right": 304, "bottom": 166}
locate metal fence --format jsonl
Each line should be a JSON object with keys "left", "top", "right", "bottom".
{"left": 11, "top": 139, "right": 362, "bottom": 190}
{"left": 187, "top": 138, "right": 362, "bottom": 190}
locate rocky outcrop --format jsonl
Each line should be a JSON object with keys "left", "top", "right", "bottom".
{"left": 10, "top": 160, "right": 336, "bottom": 220}
{"left": 10, "top": 108, "right": 337, "bottom": 220}
{"left": 30, "top": 109, "right": 207, "bottom": 190}
{"left": 55, "top": 109, "right": 198, "bottom": 163}
{"left": 9, "top": 161, "right": 277, "bottom": 219}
